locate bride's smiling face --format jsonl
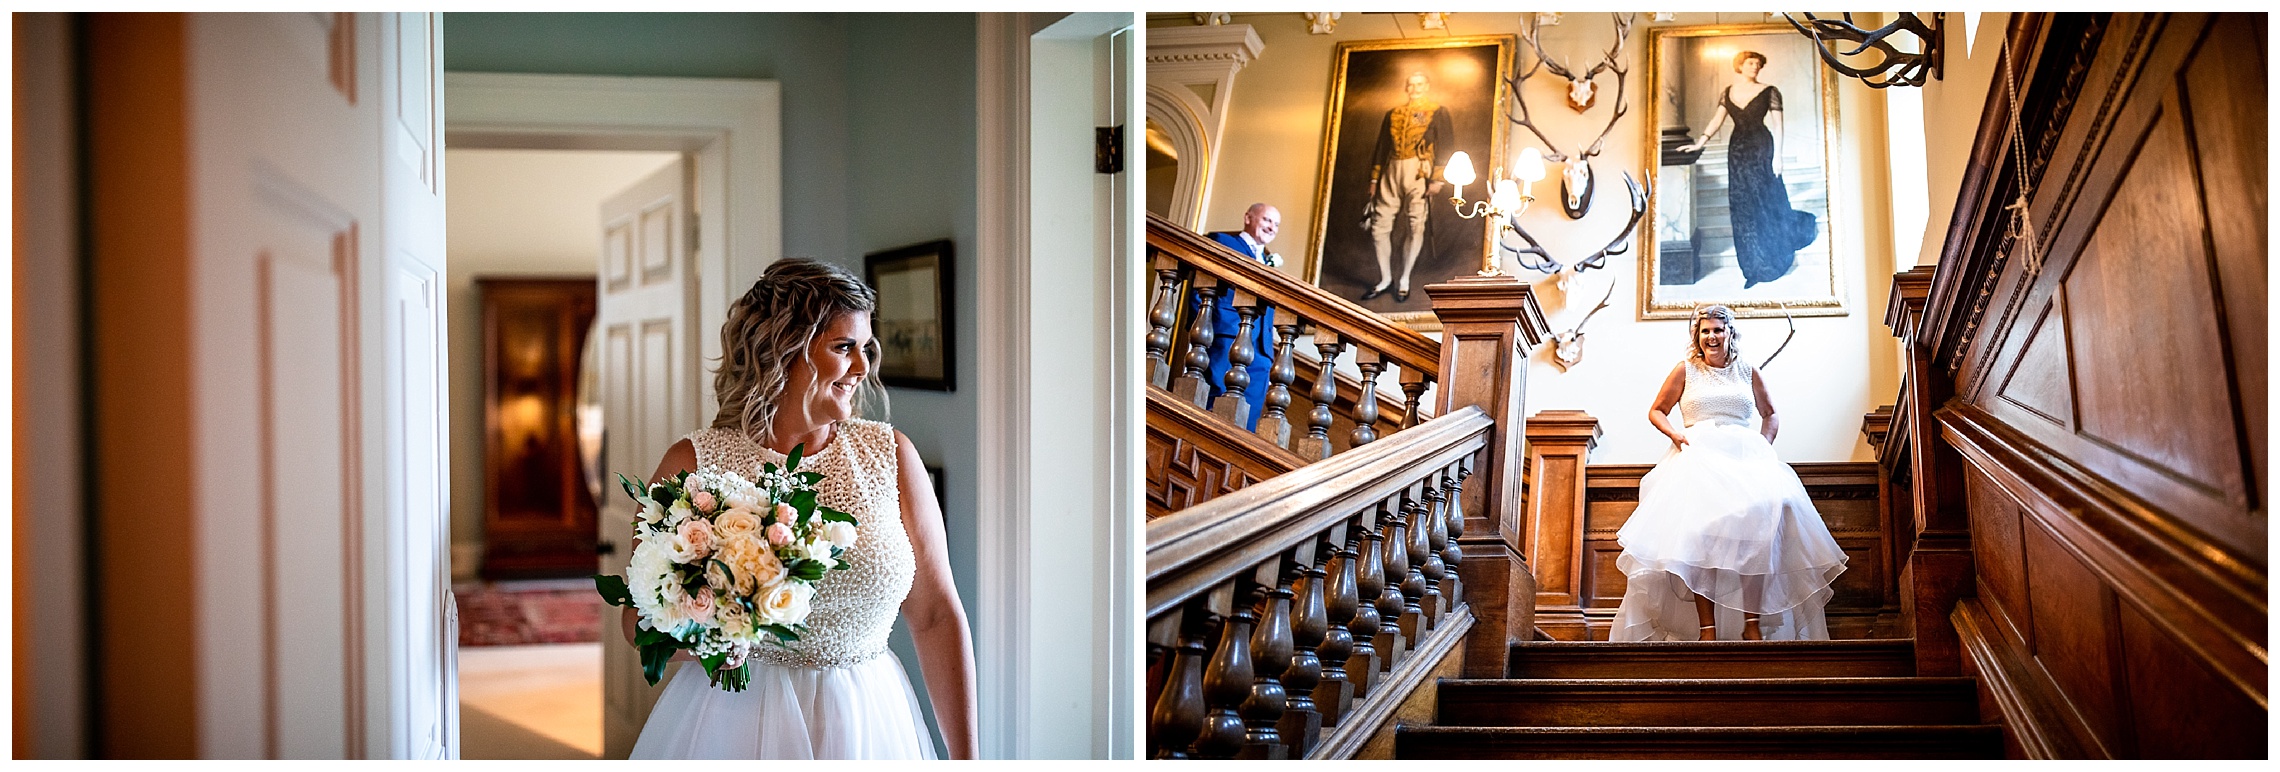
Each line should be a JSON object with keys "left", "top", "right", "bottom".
{"left": 1696, "top": 318, "right": 1732, "bottom": 360}
{"left": 781, "top": 311, "right": 874, "bottom": 428}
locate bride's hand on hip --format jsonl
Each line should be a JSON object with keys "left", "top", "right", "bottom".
{"left": 1669, "top": 431, "right": 1690, "bottom": 449}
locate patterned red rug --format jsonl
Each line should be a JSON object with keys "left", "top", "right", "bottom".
{"left": 456, "top": 580, "right": 604, "bottom": 647}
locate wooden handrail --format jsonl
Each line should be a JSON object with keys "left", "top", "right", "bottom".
{"left": 1147, "top": 211, "right": 1439, "bottom": 377}
{"left": 1148, "top": 405, "right": 1492, "bottom": 616}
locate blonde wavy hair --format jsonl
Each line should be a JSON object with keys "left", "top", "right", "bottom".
{"left": 711, "top": 259, "right": 888, "bottom": 444}
{"left": 1688, "top": 304, "right": 1743, "bottom": 363}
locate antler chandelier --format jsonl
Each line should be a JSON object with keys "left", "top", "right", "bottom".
{"left": 1783, "top": 12, "right": 1945, "bottom": 89}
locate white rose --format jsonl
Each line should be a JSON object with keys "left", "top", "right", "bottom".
{"left": 724, "top": 485, "right": 763, "bottom": 512}
{"left": 753, "top": 582, "right": 814, "bottom": 626}
{"left": 664, "top": 531, "right": 701, "bottom": 564}
{"left": 801, "top": 537, "right": 837, "bottom": 566}
{"left": 821, "top": 521, "right": 859, "bottom": 549}
{"left": 715, "top": 599, "right": 756, "bottom": 640}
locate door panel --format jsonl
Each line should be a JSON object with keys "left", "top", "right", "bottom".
{"left": 596, "top": 158, "right": 698, "bottom": 757}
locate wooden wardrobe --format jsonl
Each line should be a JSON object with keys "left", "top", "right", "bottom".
{"left": 478, "top": 277, "right": 600, "bottom": 579}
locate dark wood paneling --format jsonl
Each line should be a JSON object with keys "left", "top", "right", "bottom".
{"left": 1145, "top": 387, "right": 1303, "bottom": 519}
{"left": 2118, "top": 601, "right": 2268, "bottom": 759}
{"left": 1901, "top": 12, "right": 2265, "bottom": 760}
{"left": 1965, "top": 467, "right": 2028, "bottom": 649}
{"left": 2020, "top": 519, "right": 2123, "bottom": 755}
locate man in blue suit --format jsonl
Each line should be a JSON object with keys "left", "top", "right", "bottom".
{"left": 1198, "top": 203, "right": 1282, "bottom": 431}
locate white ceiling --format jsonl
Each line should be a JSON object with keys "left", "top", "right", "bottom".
{"left": 445, "top": 148, "right": 681, "bottom": 269}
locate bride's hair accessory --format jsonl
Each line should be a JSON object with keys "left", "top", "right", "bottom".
{"left": 713, "top": 259, "right": 888, "bottom": 444}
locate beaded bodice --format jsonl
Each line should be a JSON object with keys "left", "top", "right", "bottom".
{"left": 1678, "top": 357, "right": 1757, "bottom": 428}
{"left": 684, "top": 419, "right": 913, "bottom": 669}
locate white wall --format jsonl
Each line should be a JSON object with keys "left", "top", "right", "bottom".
{"left": 1164, "top": 11, "right": 1903, "bottom": 462}
{"left": 443, "top": 148, "right": 681, "bottom": 579}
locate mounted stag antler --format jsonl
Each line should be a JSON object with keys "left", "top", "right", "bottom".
{"left": 1550, "top": 273, "right": 1616, "bottom": 370}
{"left": 1508, "top": 13, "right": 1634, "bottom": 218}
{"left": 1498, "top": 171, "right": 1649, "bottom": 276}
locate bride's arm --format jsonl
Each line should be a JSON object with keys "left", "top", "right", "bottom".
{"left": 1751, "top": 369, "right": 1781, "bottom": 444}
{"left": 620, "top": 440, "right": 701, "bottom": 661}
{"left": 1648, "top": 363, "right": 1690, "bottom": 447}
{"left": 893, "top": 430, "right": 978, "bottom": 759}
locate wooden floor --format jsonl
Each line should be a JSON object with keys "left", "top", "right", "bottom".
{"left": 458, "top": 643, "right": 602, "bottom": 760}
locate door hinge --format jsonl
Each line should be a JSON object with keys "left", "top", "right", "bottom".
{"left": 1095, "top": 125, "right": 1124, "bottom": 175}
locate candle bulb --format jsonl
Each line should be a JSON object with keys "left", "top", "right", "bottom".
{"left": 1444, "top": 150, "right": 1477, "bottom": 200}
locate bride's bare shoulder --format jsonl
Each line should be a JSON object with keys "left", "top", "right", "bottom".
{"left": 650, "top": 438, "right": 697, "bottom": 484}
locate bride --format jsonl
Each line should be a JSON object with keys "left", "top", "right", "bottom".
{"left": 1609, "top": 305, "right": 1847, "bottom": 642}
{"left": 622, "top": 259, "right": 976, "bottom": 758}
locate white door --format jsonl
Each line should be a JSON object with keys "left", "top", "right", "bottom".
{"left": 376, "top": 12, "right": 455, "bottom": 761}
{"left": 595, "top": 158, "right": 702, "bottom": 757}
{"left": 180, "top": 12, "right": 441, "bottom": 758}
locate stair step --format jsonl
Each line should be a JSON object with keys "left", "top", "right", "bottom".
{"left": 1394, "top": 724, "right": 2005, "bottom": 759}
{"left": 1507, "top": 640, "right": 1916, "bottom": 679}
{"left": 1435, "top": 677, "right": 1979, "bottom": 727}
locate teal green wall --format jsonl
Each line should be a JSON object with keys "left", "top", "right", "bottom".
{"left": 444, "top": 13, "right": 977, "bottom": 757}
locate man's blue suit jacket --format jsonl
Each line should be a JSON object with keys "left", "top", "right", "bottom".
{"left": 1194, "top": 231, "right": 1277, "bottom": 431}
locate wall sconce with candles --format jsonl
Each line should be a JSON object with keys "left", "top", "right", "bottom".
{"left": 1444, "top": 146, "right": 1552, "bottom": 275}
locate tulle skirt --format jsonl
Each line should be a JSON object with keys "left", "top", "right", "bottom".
{"left": 1610, "top": 422, "right": 1847, "bottom": 642}
{"left": 629, "top": 652, "right": 936, "bottom": 759}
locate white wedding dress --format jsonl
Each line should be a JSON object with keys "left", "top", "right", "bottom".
{"left": 629, "top": 419, "right": 937, "bottom": 759}
{"left": 1609, "top": 357, "right": 1848, "bottom": 642}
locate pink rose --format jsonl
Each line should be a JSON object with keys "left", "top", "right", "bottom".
{"left": 765, "top": 522, "right": 794, "bottom": 547}
{"left": 772, "top": 502, "right": 797, "bottom": 525}
{"left": 678, "top": 587, "right": 716, "bottom": 625}
{"left": 677, "top": 518, "right": 716, "bottom": 561}
{"left": 691, "top": 490, "right": 718, "bottom": 513}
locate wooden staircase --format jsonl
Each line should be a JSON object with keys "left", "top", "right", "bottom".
{"left": 1395, "top": 640, "right": 2004, "bottom": 759}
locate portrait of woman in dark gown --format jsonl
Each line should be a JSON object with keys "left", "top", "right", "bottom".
{"left": 1678, "top": 50, "right": 1819, "bottom": 288}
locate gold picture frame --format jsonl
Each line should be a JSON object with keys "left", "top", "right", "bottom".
{"left": 1640, "top": 23, "right": 1846, "bottom": 320}
{"left": 1303, "top": 34, "right": 1515, "bottom": 329}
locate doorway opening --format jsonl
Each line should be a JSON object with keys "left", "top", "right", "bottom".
{"left": 446, "top": 147, "right": 681, "bottom": 759}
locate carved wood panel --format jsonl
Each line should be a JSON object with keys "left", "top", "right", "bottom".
{"left": 1145, "top": 386, "right": 1303, "bottom": 519}
{"left": 1927, "top": 13, "right": 2264, "bottom": 759}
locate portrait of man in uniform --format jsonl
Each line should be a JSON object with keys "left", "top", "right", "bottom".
{"left": 1305, "top": 36, "right": 1513, "bottom": 325}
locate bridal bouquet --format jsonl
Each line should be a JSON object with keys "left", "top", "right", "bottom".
{"left": 592, "top": 445, "right": 858, "bottom": 692}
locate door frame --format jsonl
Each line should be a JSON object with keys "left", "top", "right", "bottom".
{"left": 443, "top": 72, "right": 782, "bottom": 422}
{"left": 441, "top": 73, "right": 778, "bottom": 756}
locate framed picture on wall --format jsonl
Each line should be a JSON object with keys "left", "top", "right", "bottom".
{"left": 1640, "top": 23, "right": 1846, "bottom": 319}
{"left": 1304, "top": 34, "right": 1516, "bottom": 329}
{"left": 864, "top": 239, "right": 955, "bottom": 391}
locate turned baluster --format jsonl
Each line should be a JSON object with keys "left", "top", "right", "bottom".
{"left": 1438, "top": 465, "right": 1467, "bottom": 605}
{"left": 1369, "top": 499, "right": 1410, "bottom": 670}
{"left": 1253, "top": 312, "right": 1301, "bottom": 449}
{"left": 1400, "top": 370, "right": 1431, "bottom": 429}
{"left": 1292, "top": 331, "right": 1345, "bottom": 461}
{"left": 1145, "top": 255, "right": 1182, "bottom": 389}
{"left": 1193, "top": 586, "right": 1255, "bottom": 758}
{"left": 1278, "top": 556, "right": 1326, "bottom": 756}
{"left": 1171, "top": 275, "right": 1220, "bottom": 407}
{"left": 1313, "top": 530, "right": 1358, "bottom": 728}
{"left": 1390, "top": 492, "right": 1426, "bottom": 643}
{"left": 1239, "top": 580, "right": 1292, "bottom": 759}
{"left": 1148, "top": 604, "right": 1210, "bottom": 759}
{"left": 1399, "top": 490, "right": 1433, "bottom": 638}
{"left": 1213, "top": 290, "right": 1261, "bottom": 426}
{"left": 1416, "top": 482, "right": 1448, "bottom": 625}
{"left": 1345, "top": 520, "right": 1383, "bottom": 700}
{"left": 1350, "top": 349, "right": 1385, "bottom": 447}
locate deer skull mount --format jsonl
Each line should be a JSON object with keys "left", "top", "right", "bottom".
{"left": 1550, "top": 272, "right": 1616, "bottom": 371}
{"left": 1560, "top": 154, "right": 1595, "bottom": 219}
{"left": 1502, "top": 171, "right": 1650, "bottom": 277}
{"left": 1512, "top": 13, "right": 1633, "bottom": 220}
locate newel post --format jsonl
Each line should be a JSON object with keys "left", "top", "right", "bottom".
{"left": 1424, "top": 275, "right": 1552, "bottom": 678}
{"left": 1888, "top": 265, "right": 1971, "bottom": 676}
{"left": 1521, "top": 410, "right": 1601, "bottom": 640}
